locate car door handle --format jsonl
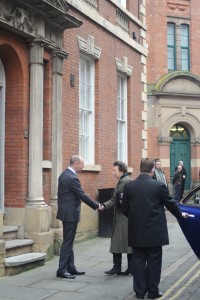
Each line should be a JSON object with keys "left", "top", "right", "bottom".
{"left": 188, "top": 214, "right": 195, "bottom": 218}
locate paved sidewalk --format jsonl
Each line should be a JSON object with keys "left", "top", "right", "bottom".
{"left": 0, "top": 212, "right": 199, "bottom": 300}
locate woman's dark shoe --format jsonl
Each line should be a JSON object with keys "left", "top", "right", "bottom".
{"left": 120, "top": 268, "right": 133, "bottom": 275}
{"left": 148, "top": 291, "right": 163, "bottom": 299}
{"left": 104, "top": 266, "right": 121, "bottom": 275}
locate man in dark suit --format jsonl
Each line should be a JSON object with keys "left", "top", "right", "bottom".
{"left": 122, "top": 158, "right": 188, "bottom": 299}
{"left": 56, "top": 155, "right": 102, "bottom": 279}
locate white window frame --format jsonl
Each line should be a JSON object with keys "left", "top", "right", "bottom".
{"left": 117, "top": 74, "right": 127, "bottom": 162}
{"left": 79, "top": 55, "right": 95, "bottom": 164}
{"left": 117, "top": 0, "right": 126, "bottom": 9}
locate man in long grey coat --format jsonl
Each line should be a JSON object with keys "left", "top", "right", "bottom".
{"left": 122, "top": 158, "right": 188, "bottom": 299}
{"left": 102, "top": 161, "right": 133, "bottom": 275}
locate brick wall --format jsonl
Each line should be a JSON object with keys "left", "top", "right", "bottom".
{"left": 61, "top": 9, "right": 144, "bottom": 201}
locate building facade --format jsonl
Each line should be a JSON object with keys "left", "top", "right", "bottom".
{"left": 0, "top": 0, "right": 147, "bottom": 275}
{"left": 146, "top": 0, "right": 200, "bottom": 190}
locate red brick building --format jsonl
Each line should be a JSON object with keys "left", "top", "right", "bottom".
{"left": 0, "top": 0, "right": 147, "bottom": 274}
{"left": 146, "top": 0, "right": 200, "bottom": 191}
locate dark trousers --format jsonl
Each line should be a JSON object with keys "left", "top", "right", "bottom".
{"left": 174, "top": 185, "right": 181, "bottom": 203}
{"left": 180, "top": 179, "right": 185, "bottom": 198}
{"left": 57, "top": 221, "right": 78, "bottom": 274}
{"left": 132, "top": 246, "right": 162, "bottom": 297}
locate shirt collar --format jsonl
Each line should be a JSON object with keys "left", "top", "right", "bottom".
{"left": 68, "top": 166, "right": 76, "bottom": 175}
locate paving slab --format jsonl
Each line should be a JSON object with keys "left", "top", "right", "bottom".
{"left": 0, "top": 211, "right": 199, "bottom": 300}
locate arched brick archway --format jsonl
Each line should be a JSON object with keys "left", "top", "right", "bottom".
{"left": 0, "top": 42, "right": 29, "bottom": 211}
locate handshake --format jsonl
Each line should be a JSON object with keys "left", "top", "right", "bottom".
{"left": 98, "top": 203, "right": 105, "bottom": 211}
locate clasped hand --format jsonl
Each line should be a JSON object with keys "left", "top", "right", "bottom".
{"left": 98, "top": 203, "right": 105, "bottom": 211}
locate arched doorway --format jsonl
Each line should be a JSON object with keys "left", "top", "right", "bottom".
{"left": 170, "top": 124, "right": 191, "bottom": 190}
{"left": 0, "top": 59, "right": 5, "bottom": 212}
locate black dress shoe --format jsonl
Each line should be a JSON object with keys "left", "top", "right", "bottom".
{"left": 70, "top": 270, "right": 85, "bottom": 275}
{"left": 120, "top": 268, "right": 133, "bottom": 275}
{"left": 56, "top": 271, "right": 76, "bottom": 279}
{"left": 135, "top": 295, "right": 144, "bottom": 299}
{"left": 148, "top": 291, "right": 163, "bottom": 299}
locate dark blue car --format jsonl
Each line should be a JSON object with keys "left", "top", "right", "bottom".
{"left": 178, "top": 185, "right": 200, "bottom": 259}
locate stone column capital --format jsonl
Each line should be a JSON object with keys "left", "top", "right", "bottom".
{"left": 29, "top": 39, "right": 47, "bottom": 64}
{"left": 52, "top": 49, "right": 68, "bottom": 74}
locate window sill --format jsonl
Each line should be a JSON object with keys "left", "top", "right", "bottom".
{"left": 128, "top": 167, "right": 133, "bottom": 173}
{"left": 82, "top": 165, "right": 102, "bottom": 172}
{"left": 42, "top": 160, "right": 52, "bottom": 169}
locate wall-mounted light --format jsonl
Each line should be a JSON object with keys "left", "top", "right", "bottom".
{"left": 70, "top": 74, "right": 75, "bottom": 87}
{"left": 132, "top": 32, "right": 136, "bottom": 40}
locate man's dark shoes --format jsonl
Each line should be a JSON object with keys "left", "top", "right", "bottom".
{"left": 70, "top": 270, "right": 85, "bottom": 275}
{"left": 121, "top": 268, "right": 133, "bottom": 275}
{"left": 105, "top": 266, "right": 121, "bottom": 275}
{"left": 56, "top": 271, "right": 76, "bottom": 279}
{"left": 148, "top": 291, "right": 163, "bottom": 299}
{"left": 136, "top": 295, "right": 144, "bottom": 299}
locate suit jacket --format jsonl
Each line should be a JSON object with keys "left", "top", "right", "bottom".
{"left": 122, "top": 174, "right": 182, "bottom": 247}
{"left": 56, "top": 168, "right": 99, "bottom": 222}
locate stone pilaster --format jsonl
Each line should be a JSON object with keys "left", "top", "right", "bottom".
{"left": 27, "top": 41, "right": 45, "bottom": 206}
{"left": 50, "top": 49, "right": 68, "bottom": 227}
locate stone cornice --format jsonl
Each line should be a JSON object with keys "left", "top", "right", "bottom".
{"left": 0, "top": 0, "right": 82, "bottom": 39}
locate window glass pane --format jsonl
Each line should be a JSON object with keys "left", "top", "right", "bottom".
{"left": 86, "top": 84, "right": 91, "bottom": 109}
{"left": 117, "top": 77, "right": 121, "bottom": 96}
{"left": 181, "top": 35, "right": 189, "bottom": 47}
{"left": 79, "top": 82, "right": 85, "bottom": 108}
{"left": 167, "top": 23, "right": 176, "bottom": 70}
{"left": 117, "top": 75, "right": 127, "bottom": 161}
{"left": 181, "top": 49, "right": 189, "bottom": 70}
{"left": 85, "top": 60, "right": 91, "bottom": 84}
{"left": 80, "top": 59, "right": 85, "bottom": 81}
{"left": 181, "top": 25, "right": 189, "bottom": 47}
{"left": 79, "top": 56, "right": 94, "bottom": 163}
{"left": 168, "top": 24, "right": 175, "bottom": 46}
{"left": 168, "top": 48, "right": 175, "bottom": 70}
{"left": 117, "top": 97, "right": 120, "bottom": 119}
{"left": 121, "top": 98, "right": 125, "bottom": 120}
{"left": 182, "top": 48, "right": 188, "bottom": 60}
{"left": 181, "top": 25, "right": 189, "bottom": 71}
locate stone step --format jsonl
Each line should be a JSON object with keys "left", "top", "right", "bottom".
{"left": 5, "top": 239, "right": 33, "bottom": 258}
{"left": 5, "top": 252, "right": 46, "bottom": 276}
{"left": 3, "top": 226, "right": 19, "bottom": 240}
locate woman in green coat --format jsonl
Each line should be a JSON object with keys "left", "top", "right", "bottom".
{"left": 102, "top": 161, "right": 133, "bottom": 275}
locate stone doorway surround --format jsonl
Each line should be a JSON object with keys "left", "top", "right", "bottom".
{"left": 147, "top": 71, "right": 200, "bottom": 187}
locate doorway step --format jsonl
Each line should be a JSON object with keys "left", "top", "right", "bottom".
{"left": 3, "top": 226, "right": 46, "bottom": 276}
